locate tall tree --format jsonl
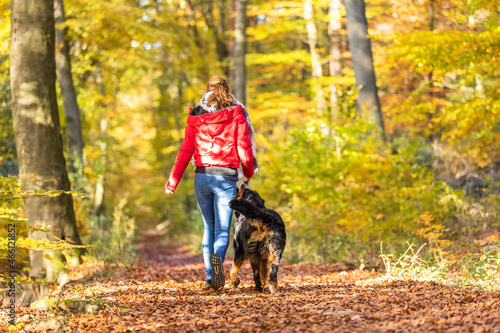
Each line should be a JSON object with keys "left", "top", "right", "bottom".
{"left": 229, "top": 0, "right": 236, "bottom": 85}
{"left": 328, "top": 0, "right": 342, "bottom": 113}
{"left": 92, "top": 63, "right": 107, "bottom": 217}
{"left": 303, "top": 0, "right": 326, "bottom": 113}
{"left": 10, "top": 0, "right": 83, "bottom": 300}
{"left": 344, "top": 0, "right": 386, "bottom": 139}
{"left": 234, "top": 0, "right": 247, "bottom": 104}
{"left": 54, "top": 0, "right": 84, "bottom": 169}
{"left": 219, "top": 0, "right": 229, "bottom": 74}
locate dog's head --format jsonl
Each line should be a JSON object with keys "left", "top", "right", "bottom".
{"left": 237, "top": 182, "right": 266, "bottom": 208}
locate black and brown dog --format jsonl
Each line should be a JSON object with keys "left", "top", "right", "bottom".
{"left": 229, "top": 182, "right": 286, "bottom": 293}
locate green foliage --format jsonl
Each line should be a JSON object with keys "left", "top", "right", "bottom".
{"left": 458, "top": 245, "right": 500, "bottom": 291}
{"left": 255, "top": 109, "right": 463, "bottom": 263}
{"left": 81, "top": 196, "right": 137, "bottom": 266}
{"left": 380, "top": 242, "right": 448, "bottom": 282}
{"left": 381, "top": 241, "right": 500, "bottom": 292}
{"left": 381, "top": 206, "right": 500, "bottom": 292}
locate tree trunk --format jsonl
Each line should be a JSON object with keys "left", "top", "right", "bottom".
{"left": 10, "top": 0, "right": 83, "bottom": 303}
{"left": 93, "top": 63, "right": 107, "bottom": 216}
{"left": 229, "top": 0, "right": 236, "bottom": 84}
{"left": 220, "top": 0, "right": 230, "bottom": 76}
{"left": 234, "top": 0, "right": 247, "bottom": 104}
{"left": 427, "top": 0, "right": 436, "bottom": 141}
{"left": 328, "top": 0, "right": 342, "bottom": 114}
{"left": 303, "top": 0, "right": 326, "bottom": 113}
{"left": 429, "top": 0, "right": 435, "bottom": 31}
{"left": 344, "top": 0, "right": 386, "bottom": 139}
{"left": 93, "top": 119, "right": 107, "bottom": 216}
{"left": 54, "top": 0, "right": 84, "bottom": 170}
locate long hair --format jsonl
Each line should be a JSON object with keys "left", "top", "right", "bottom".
{"left": 206, "top": 76, "right": 233, "bottom": 110}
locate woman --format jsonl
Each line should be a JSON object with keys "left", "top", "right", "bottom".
{"left": 164, "top": 76, "right": 255, "bottom": 291}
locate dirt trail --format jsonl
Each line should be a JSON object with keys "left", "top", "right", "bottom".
{"left": 9, "top": 234, "right": 500, "bottom": 332}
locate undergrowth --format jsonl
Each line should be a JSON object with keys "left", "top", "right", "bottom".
{"left": 82, "top": 195, "right": 137, "bottom": 267}
{"left": 381, "top": 203, "right": 500, "bottom": 292}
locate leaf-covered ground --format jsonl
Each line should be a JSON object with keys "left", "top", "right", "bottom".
{"left": 7, "top": 234, "right": 500, "bottom": 332}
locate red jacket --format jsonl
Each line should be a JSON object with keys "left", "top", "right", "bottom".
{"left": 165, "top": 105, "right": 254, "bottom": 191}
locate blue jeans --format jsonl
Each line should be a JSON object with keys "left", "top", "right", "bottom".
{"left": 194, "top": 173, "right": 237, "bottom": 280}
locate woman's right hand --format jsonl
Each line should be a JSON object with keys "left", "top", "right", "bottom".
{"left": 165, "top": 188, "right": 174, "bottom": 194}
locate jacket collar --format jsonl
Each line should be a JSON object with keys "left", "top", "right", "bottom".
{"left": 196, "top": 92, "right": 219, "bottom": 113}
{"left": 195, "top": 92, "right": 245, "bottom": 113}
{"left": 187, "top": 105, "right": 243, "bottom": 126}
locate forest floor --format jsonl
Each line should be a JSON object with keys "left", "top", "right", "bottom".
{"left": 7, "top": 232, "right": 500, "bottom": 332}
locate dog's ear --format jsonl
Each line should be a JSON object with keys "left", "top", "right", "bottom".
{"left": 237, "top": 182, "right": 250, "bottom": 198}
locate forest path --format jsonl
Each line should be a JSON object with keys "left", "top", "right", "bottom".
{"left": 15, "top": 233, "right": 500, "bottom": 332}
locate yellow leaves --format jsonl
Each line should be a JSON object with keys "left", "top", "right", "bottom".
{"left": 42, "top": 253, "right": 52, "bottom": 261}
{"left": 249, "top": 1, "right": 303, "bottom": 19}
{"left": 318, "top": 76, "right": 356, "bottom": 86}
{"left": 415, "top": 212, "right": 450, "bottom": 260}
{"left": 420, "top": 211, "right": 434, "bottom": 226}
{"left": 0, "top": 4, "right": 10, "bottom": 58}
{"left": 9, "top": 236, "right": 89, "bottom": 252}
{"left": 247, "top": 51, "right": 311, "bottom": 66}
{"left": 161, "top": 145, "right": 178, "bottom": 155}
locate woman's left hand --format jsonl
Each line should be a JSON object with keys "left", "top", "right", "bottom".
{"left": 165, "top": 188, "right": 174, "bottom": 194}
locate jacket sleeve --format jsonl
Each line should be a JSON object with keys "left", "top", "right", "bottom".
{"left": 165, "top": 124, "right": 195, "bottom": 192}
{"left": 235, "top": 111, "right": 255, "bottom": 180}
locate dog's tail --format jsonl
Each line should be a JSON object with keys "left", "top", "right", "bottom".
{"left": 229, "top": 198, "right": 264, "bottom": 221}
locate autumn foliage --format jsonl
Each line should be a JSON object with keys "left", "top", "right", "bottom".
{"left": 0, "top": 0, "right": 499, "bottom": 330}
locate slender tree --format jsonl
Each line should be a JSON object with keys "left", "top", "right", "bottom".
{"left": 344, "top": 0, "right": 386, "bottom": 139}
{"left": 303, "top": 0, "right": 326, "bottom": 113}
{"left": 328, "top": 0, "right": 342, "bottom": 113}
{"left": 426, "top": 0, "right": 436, "bottom": 141}
{"left": 10, "top": 0, "right": 83, "bottom": 301}
{"left": 229, "top": 0, "right": 236, "bottom": 85}
{"left": 234, "top": 0, "right": 247, "bottom": 104}
{"left": 219, "top": 0, "right": 229, "bottom": 75}
{"left": 92, "top": 63, "right": 107, "bottom": 216}
{"left": 54, "top": 0, "right": 84, "bottom": 169}
{"left": 328, "top": 0, "right": 344, "bottom": 160}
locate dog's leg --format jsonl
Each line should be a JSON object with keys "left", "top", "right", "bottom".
{"left": 259, "top": 259, "right": 269, "bottom": 290}
{"left": 250, "top": 260, "right": 262, "bottom": 292}
{"left": 268, "top": 249, "right": 283, "bottom": 293}
{"left": 230, "top": 250, "right": 245, "bottom": 288}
